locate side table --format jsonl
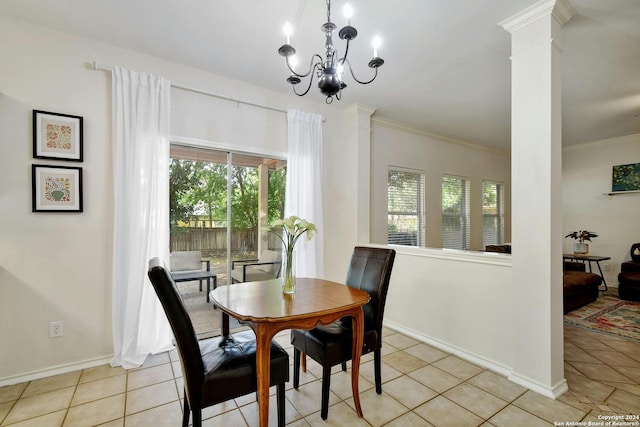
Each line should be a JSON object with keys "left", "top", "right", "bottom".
{"left": 562, "top": 254, "right": 611, "bottom": 291}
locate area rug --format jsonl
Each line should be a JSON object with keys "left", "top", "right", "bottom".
{"left": 564, "top": 295, "right": 640, "bottom": 342}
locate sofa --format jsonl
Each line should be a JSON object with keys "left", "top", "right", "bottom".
{"left": 563, "top": 261, "right": 602, "bottom": 314}
{"left": 618, "top": 243, "right": 640, "bottom": 302}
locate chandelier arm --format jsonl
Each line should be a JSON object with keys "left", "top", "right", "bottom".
{"left": 292, "top": 64, "right": 320, "bottom": 97}
{"left": 341, "top": 39, "right": 350, "bottom": 64}
{"left": 287, "top": 54, "right": 324, "bottom": 78}
{"left": 344, "top": 58, "right": 380, "bottom": 85}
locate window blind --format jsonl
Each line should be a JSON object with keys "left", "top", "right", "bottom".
{"left": 387, "top": 167, "right": 426, "bottom": 246}
{"left": 442, "top": 175, "right": 470, "bottom": 250}
{"left": 482, "top": 180, "right": 504, "bottom": 247}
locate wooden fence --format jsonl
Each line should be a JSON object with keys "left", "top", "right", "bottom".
{"left": 170, "top": 227, "right": 280, "bottom": 257}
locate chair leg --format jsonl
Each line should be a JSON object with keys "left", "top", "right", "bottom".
{"left": 182, "top": 394, "right": 190, "bottom": 427}
{"left": 293, "top": 348, "right": 300, "bottom": 389}
{"left": 301, "top": 351, "right": 307, "bottom": 372}
{"left": 321, "top": 365, "right": 331, "bottom": 420}
{"left": 374, "top": 349, "right": 382, "bottom": 394}
{"left": 277, "top": 383, "right": 286, "bottom": 427}
{"left": 192, "top": 408, "right": 202, "bottom": 427}
{"left": 199, "top": 279, "right": 203, "bottom": 292}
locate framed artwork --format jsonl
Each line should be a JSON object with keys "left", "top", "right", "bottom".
{"left": 32, "top": 165, "right": 83, "bottom": 212}
{"left": 33, "top": 110, "right": 83, "bottom": 161}
{"left": 612, "top": 163, "right": 640, "bottom": 192}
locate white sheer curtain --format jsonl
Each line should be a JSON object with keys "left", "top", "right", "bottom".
{"left": 111, "top": 66, "right": 173, "bottom": 369}
{"left": 285, "top": 109, "right": 324, "bottom": 278}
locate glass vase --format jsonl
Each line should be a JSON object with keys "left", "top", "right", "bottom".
{"left": 282, "top": 250, "right": 296, "bottom": 294}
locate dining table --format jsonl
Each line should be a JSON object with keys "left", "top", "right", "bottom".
{"left": 209, "top": 277, "right": 371, "bottom": 427}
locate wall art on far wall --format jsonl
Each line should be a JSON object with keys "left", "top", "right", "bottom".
{"left": 33, "top": 109, "right": 83, "bottom": 161}
{"left": 612, "top": 163, "right": 640, "bottom": 192}
{"left": 32, "top": 164, "right": 83, "bottom": 212}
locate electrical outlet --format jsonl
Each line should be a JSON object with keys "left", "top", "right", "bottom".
{"left": 50, "top": 320, "right": 63, "bottom": 338}
{"left": 603, "top": 263, "right": 610, "bottom": 272}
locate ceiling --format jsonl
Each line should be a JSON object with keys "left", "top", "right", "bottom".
{"left": 1, "top": 0, "right": 638, "bottom": 151}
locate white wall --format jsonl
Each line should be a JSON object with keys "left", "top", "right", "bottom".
{"left": 384, "top": 246, "right": 514, "bottom": 374}
{"left": 0, "top": 14, "right": 358, "bottom": 382}
{"left": 370, "top": 120, "right": 512, "bottom": 250}
{"left": 562, "top": 134, "right": 640, "bottom": 286}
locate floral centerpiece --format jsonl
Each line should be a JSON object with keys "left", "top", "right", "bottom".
{"left": 565, "top": 230, "right": 598, "bottom": 255}
{"left": 268, "top": 216, "right": 317, "bottom": 294}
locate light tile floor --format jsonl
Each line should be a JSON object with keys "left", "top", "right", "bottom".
{"left": 2, "top": 322, "right": 640, "bottom": 426}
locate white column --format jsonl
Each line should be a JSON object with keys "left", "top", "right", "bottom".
{"left": 500, "top": 0, "right": 575, "bottom": 398}
{"left": 350, "top": 104, "right": 376, "bottom": 244}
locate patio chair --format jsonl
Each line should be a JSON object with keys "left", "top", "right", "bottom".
{"left": 230, "top": 249, "right": 282, "bottom": 283}
{"left": 169, "top": 251, "right": 210, "bottom": 292}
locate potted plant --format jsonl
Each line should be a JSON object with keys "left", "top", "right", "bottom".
{"left": 565, "top": 230, "right": 598, "bottom": 255}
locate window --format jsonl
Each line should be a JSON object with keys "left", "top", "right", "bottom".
{"left": 482, "top": 180, "right": 505, "bottom": 247}
{"left": 387, "top": 167, "right": 426, "bottom": 246}
{"left": 442, "top": 175, "right": 470, "bottom": 250}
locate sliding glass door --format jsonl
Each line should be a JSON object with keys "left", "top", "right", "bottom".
{"left": 169, "top": 144, "right": 286, "bottom": 336}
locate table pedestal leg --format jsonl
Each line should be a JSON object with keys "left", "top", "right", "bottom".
{"left": 254, "top": 326, "right": 272, "bottom": 427}
{"left": 351, "top": 307, "right": 365, "bottom": 418}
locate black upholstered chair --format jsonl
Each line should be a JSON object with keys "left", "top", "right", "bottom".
{"left": 618, "top": 243, "right": 640, "bottom": 301}
{"left": 290, "top": 247, "right": 396, "bottom": 420}
{"left": 147, "top": 257, "right": 289, "bottom": 427}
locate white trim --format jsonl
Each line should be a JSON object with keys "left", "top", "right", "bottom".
{"left": 499, "top": 0, "right": 555, "bottom": 33}
{"left": 170, "top": 135, "right": 287, "bottom": 161}
{"left": 498, "top": 0, "right": 575, "bottom": 33}
{"left": 380, "top": 243, "right": 513, "bottom": 267}
{"left": 383, "top": 320, "right": 511, "bottom": 377}
{"left": 563, "top": 133, "right": 640, "bottom": 151}
{"left": 0, "top": 355, "right": 113, "bottom": 387}
{"left": 371, "top": 116, "right": 510, "bottom": 157}
{"left": 552, "top": 0, "right": 577, "bottom": 26}
{"left": 508, "top": 372, "right": 569, "bottom": 399}
{"left": 384, "top": 319, "right": 569, "bottom": 400}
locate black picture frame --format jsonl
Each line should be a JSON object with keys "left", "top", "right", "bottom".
{"left": 33, "top": 110, "right": 83, "bottom": 162}
{"left": 32, "top": 164, "right": 83, "bottom": 212}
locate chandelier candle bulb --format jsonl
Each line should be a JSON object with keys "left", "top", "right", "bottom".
{"left": 343, "top": 4, "right": 353, "bottom": 25}
{"left": 372, "top": 36, "right": 382, "bottom": 58}
{"left": 283, "top": 22, "right": 293, "bottom": 45}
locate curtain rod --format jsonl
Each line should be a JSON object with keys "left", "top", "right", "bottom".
{"left": 92, "top": 61, "right": 288, "bottom": 115}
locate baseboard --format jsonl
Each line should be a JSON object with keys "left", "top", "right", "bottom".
{"left": 383, "top": 320, "right": 512, "bottom": 377}
{"left": 508, "top": 372, "right": 569, "bottom": 399}
{"left": 0, "top": 355, "right": 113, "bottom": 387}
{"left": 384, "top": 320, "right": 569, "bottom": 400}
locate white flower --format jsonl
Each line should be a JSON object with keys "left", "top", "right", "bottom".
{"left": 268, "top": 215, "right": 317, "bottom": 254}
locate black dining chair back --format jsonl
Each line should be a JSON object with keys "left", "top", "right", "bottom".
{"left": 147, "top": 257, "right": 289, "bottom": 427}
{"left": 290, "top": 246, "right": 396, "bottom": 420}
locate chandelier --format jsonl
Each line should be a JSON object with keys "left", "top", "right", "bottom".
{"left": 277, "top": 0, "right": 384, "bottom": 103}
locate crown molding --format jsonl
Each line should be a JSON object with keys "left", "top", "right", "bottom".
{"left": 553, "top": 0, "right": 577, "bottom": 26}
{"left": 563, "top": 133, "right": 640, "bottom": 151}
{"left": 499, "top": 0, "right": 576, "bottom": 33}
{"left": 348, "top": 103, "right": 377, "bottom": 117}
{"left": 370, "top": 116, "right": 510, "bottom": 157}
